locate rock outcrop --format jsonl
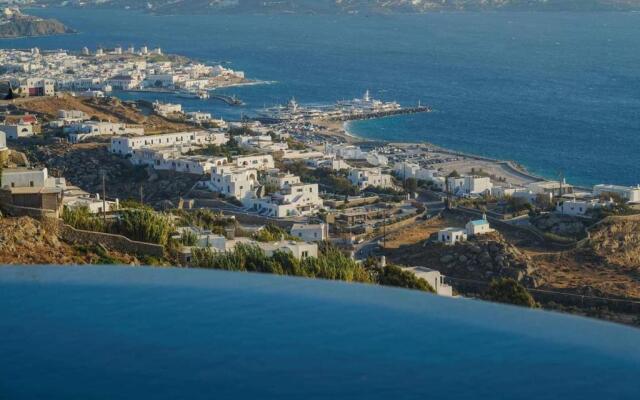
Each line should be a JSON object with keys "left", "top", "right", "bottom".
{"left": 588, "top": 216, "right": 640, "bottom": 268}
{"left": 0, "top": 216, "right": 137, "bottom": 265}
{"left": 431, "top": 233, "right": 539, "bottom": 287}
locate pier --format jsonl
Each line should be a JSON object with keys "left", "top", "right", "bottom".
{"left": 327, "top": 106, "right": 432, "bottom": 122}
{"left": 210, "top": 94, "right": 244, "bottom": 106}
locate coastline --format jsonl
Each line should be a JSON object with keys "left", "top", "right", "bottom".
{"left": 334, "top": 117, "right": 550, "bottom": 187}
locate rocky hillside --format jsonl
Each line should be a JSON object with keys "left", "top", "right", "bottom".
{"left": 588, "top": 216, "right": 640, "bottom": 268}
{"left": 0, "top": 217, "right": 138, "bottom": 265}
{"left": 388, "top": 231, "right": 540, "bottom": 287}
{"left": 35, "top": 0, "right": 640, "bottom": 14}
{"left": 0, "top": 12, "right": 73, "bottom": 38}
{"left": 11, "top": 139, "right": 200, "bottom": 205}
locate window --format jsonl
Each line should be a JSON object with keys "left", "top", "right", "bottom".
{"left": 29, "top": 181, "right": 34, "bottom": 187}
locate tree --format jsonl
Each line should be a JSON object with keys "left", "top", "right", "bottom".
{"left": 485, "top": 278, "right": 537, "bottom": 308}
{"left": 405, "top": 177, "right": 418, "bottom": 193}
{"left": 447, "top": 170, "right": 460, "bottom": 178}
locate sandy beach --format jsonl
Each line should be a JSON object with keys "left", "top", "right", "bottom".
{"left": 313, "top": 117, "right": 545, "bottom": 188}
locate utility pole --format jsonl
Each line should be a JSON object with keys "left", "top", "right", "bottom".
{"left": 558, "top": 170, "right": 564, "bottom": 215}
{"left": 403, "top": 162, "right": 407, "bottom": 193}
{"left": 382, "top": 210, "right": 387, "bottom": 249}
{"left": 101, "top": 171, "right": 107, "bottom": 225}
{"left": 139, "top": 185, "right": 144, "bottom": 205}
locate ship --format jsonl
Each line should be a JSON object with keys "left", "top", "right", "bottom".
{"left": 176, "top": 89, "right": 209, "bottom": 100}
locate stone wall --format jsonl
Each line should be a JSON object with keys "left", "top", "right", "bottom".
{"left": 0, "top": 202, "right": 59, "bottom": 219}
{"left": 56, "top": 221, "right": 165, "bottom": 258}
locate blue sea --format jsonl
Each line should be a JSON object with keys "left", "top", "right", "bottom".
{"left": 3, "top": 8, "right": 640, "bottom": 187}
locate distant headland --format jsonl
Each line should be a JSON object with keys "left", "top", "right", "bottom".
{"left": 0, "top": 7, "right": 74, "bottom": 38}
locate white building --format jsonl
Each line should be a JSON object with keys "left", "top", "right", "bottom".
{"left": 0, "top": 123, "right": 33, "bottom": 139}
{"left": 254, "top": 183, "right": 323, "bottom": 218}
{"left": 179, "top": 234, "right": 317, "bottom": 263}
{"left": 110, "top": 131, "right": 228, "bottom": 156}
{"left": 465, "top": 215, "right": 493, "bottom": 236}
{"left": 106, "top": 74, "right": 140, "bottom": 90}
{"left": 325, "top": 143, "right": 367, "bottom": 160}
{"left": 437, "top": 228, "right": 467, "bottom": 245}
{"left": 209, "top": 165, "right": 259, "bottom": 203}
{"left": 366, "top": 152, "right": 388, "bottom": 167}
{"left": 528, "top": 180, "right": 573, "bottom": 197}
{"left": 348, "top": 168, "right": 394, "bottom": 190}
{"left": 63, "top": 193, "right": 119, "bottom": 214}
{"left": 402, "top": 266, "right": 454, "bottom": 297}
{"left": 265, "top": 172, "right": 301, "bottom": 189}
{"left": 186, "top": 111, "right": 212, "bottom": 124}
{"left": 17, "top": 78, "right": 55, "bottom": 97}
{"left": 232, "top": 154, "right": 275, "bottom": 171}
{"left": 65, "top": 122, "right": 144, "bottom": 143}
{"left": 153, "top": 101, "right": 182, "bottom": 117}
{"left": 173, "top": 226, "right": 228, "bottom": 250}
{"left": 290, "top": 223, "right": 329, "bottom": 242}
{"left": 132, "top": 147, "right": 227, "bottom": 175}
{"left": 446, "top": 175, "right": 493, "bottom": 196}
{"left": 394, "top": 162, "right": 420, "bottom": 179}
{"left": 593, "top": 184, "right": 640, "bottom": 204}
{"left": 0, "top": 131, "right": 6, "bottom": 151}
{"left": 555, "top": 199, "right": 600, "bottom": 216}
{"left": 1, "top": 167, "right": 66, "bottom": 190}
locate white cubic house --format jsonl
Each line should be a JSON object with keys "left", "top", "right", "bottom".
{"left": 593, "top": 184, "right": 640, "bottom": 204}
{"left": 348, "top": 168, "right": 394, "bottom": 190}
{"left": 447, "top": 175, "right": 493, "bottom": 197}
{"left": 290, "top": 223, "right": 329, "bottom": 242}
{"left": 0, "top": 123, "right": 33, "bottom": 139}
{"left": 209, "top": 165, "right": 259, "bottom": 203}
{"left": 402, "top": 266, "right": 454, "bottom": 297}
{"left": 437, "top": 228, "right": 468, "bottom": 245}
{"left": 1, "top": 167, "right": 66, "bottom": 189}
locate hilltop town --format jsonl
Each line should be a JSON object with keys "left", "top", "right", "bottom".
{"left": 2, "top": 45, "right": 640, "bottom": 325}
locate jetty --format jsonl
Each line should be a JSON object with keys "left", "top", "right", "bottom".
{"left": 210, "top": 94, "right": 244, "bottom": 106}
{"left": 327, "top": 106, "right": 432, "bottom": 122}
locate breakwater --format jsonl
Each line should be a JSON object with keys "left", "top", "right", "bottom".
{"left": 328, "top": 106, "right": 431, "bottom": 122}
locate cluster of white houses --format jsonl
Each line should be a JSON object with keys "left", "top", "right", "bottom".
{"left": 0, "top": 47, "right": 246, "bottom": 97}
{"left": 207, "top": 156, "right": 324, "bottom": 218}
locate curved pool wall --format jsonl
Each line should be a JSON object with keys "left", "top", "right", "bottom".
{"left": 1, "top": 266, "right": 639, "bottom": 399}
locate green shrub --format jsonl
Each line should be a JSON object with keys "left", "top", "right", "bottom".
{"left": 253, "top": 224, "right": 298, "bottom": 242}
{"left": 62, "top": 206, "right": 106, "bottom": 232}
{"left": 485, "top": 278, "right": 537, "bottom": 308}
{"left": 115, "top": 209, "right": 173, "bottom": 245}
{"left": 375, "top": 265, "right": 435, "bottom": 293}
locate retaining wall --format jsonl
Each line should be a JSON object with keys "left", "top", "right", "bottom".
{"left": 57, "top": 222, "right": 165, "bottom": 258}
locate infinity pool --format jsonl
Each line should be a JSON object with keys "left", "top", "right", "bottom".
{"left": 1, "top": 266, "right": 639, "bottom": 399}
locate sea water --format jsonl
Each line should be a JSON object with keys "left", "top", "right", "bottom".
{"left": 4, "top": 9, "right": 640, "bottom": 187}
